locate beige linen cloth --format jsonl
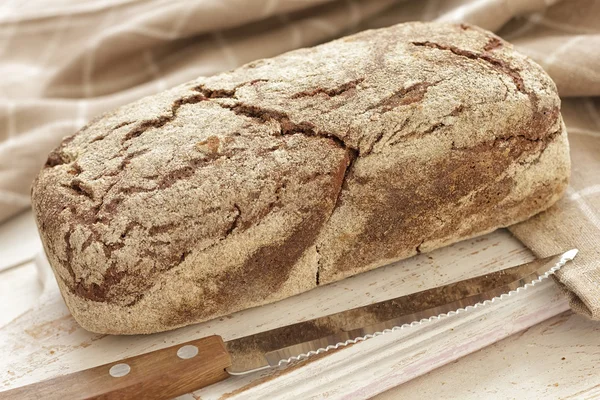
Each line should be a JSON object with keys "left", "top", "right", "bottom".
{"left": 0, "top": 0, "right": 598, "bottom": 318}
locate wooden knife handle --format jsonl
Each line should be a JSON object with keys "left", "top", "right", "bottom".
{"left": 1, "top": 335, "right": 232, "bottom": 400}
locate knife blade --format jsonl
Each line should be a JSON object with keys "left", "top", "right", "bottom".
{"left": 1, "top": 249, "right": 577, "bottom": 400}
{"left": 225, "top": 248, "right": 577, "bottom": 374}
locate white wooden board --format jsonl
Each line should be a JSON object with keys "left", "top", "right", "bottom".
{"left": 0, "top": 210, "right": 41, "bottom": 273}
{"left": 0, "top": 210, "right": 570, "bottom": 399}
{"left": 375, "top": 311, "right": 600, "bottom": 400}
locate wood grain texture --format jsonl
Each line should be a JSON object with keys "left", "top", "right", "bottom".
{"left": 1, "top": 335, "right": 231, "bottom": 400}
{"left": 376, "top": 311, "right": 600, "bottom": 400}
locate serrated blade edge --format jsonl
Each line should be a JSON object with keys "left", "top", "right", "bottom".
{"left": 228, "top": 249, "right": 577, "bottom": 375}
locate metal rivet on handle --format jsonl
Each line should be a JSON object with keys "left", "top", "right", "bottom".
{"left": 177, "top": 345, "right": 199, "bottom": 359}
{"left": 109, "top": 363, "right": 131, "bottom": 378}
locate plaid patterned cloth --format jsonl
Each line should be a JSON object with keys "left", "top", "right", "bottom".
{"left": 0, "top": 0, "right": 598, "bottom": 318}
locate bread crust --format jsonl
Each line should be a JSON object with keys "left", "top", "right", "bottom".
{"left": 32, "top": 22, "right": 569, "bottom": 334}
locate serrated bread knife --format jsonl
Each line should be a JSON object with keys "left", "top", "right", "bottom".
{"left": 1, "top": 249, "right": 577, "bottom": 400}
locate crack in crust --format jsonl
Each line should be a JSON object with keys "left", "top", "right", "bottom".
{"left": 121, "top": 94, "right": 207, "bottom": 144}
{"left": 194, "top": 79, "right": 269, "bottom": 99}
{"left": 412, "top": 41, "right": 526, "bottom": 95}
{"left": 291, "top": 78, "right": 365, "bottom": 99}
{"left": 216, "top": 99, "right": 360, "bottom": 292}
{"left": 225, "top": 204, "right": 242, "bottom": 236}
{"left": 45, "top": 135, "right": 76, "bottom": 167}
{"left": 451, "top": 128, "right": 561, "bottom": 151}
{"left": 367, "top": 81, "right": 442, "bottom": 113}
{"left": 484, "top": 37, "right": 503, "bottom": 52}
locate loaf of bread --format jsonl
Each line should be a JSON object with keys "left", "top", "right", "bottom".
{"left": 32, "top": 22, "right": 569, "bottom": 334}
